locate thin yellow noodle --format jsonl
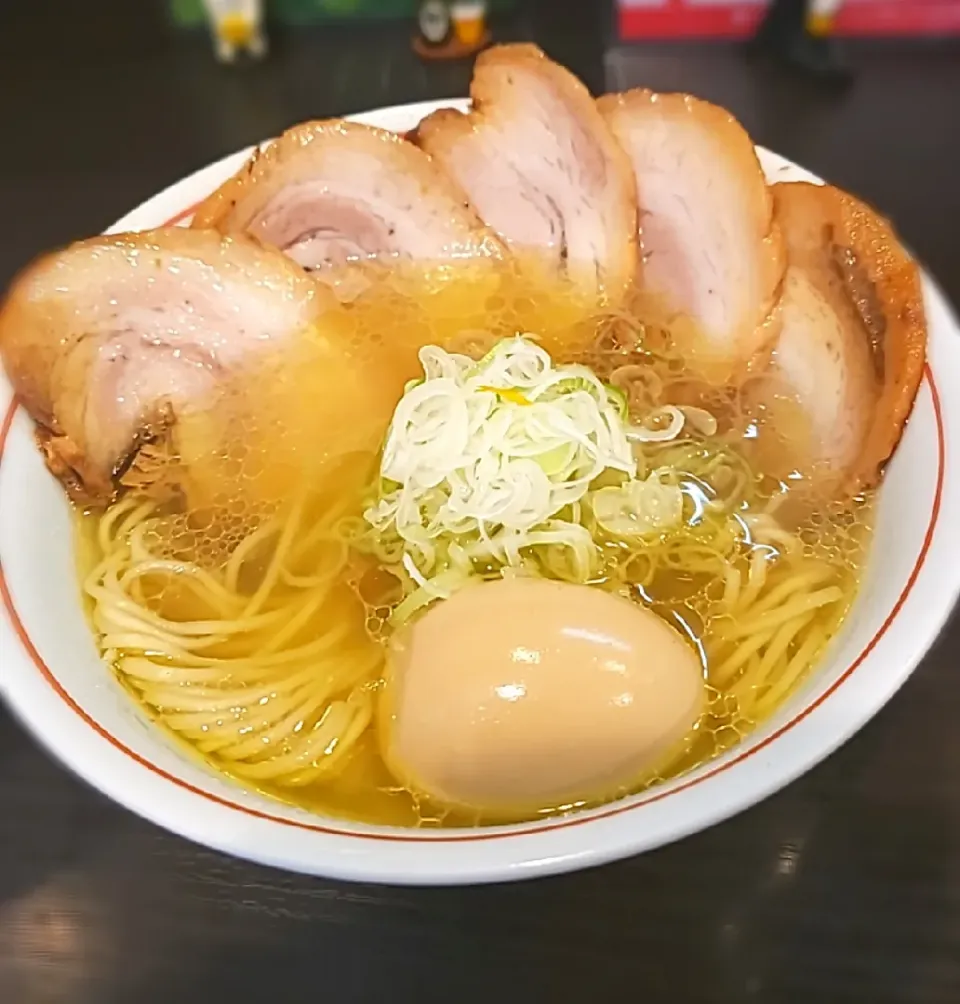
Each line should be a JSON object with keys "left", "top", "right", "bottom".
{"left": 744, "top": 564, "right": 836, "bottom": 618}
{"left": 765, "top": 491, "right": 788, "bottom": 517}
{"left": 240, "top": 496, "right": 305, "bottom": 617}
{"left": 753, "top": 627, "right": 827, "bottom": 718}
{"left": 94, "top": 610, "right": 226, "bottom": 649}
{"left": 280, "top": 540, "right": 347, "bottom": 589}
{"left": 84, "top": 484, "right": 382, "bottom": 788}
{"left": 709, "top": 563, "right": 833, "bottom": 684}
{"left": 280, "top": 566, "right": 342, "bottom": 589}
{"left": 115, "top": 655, "right": 230, "bottom": 686}
{"left": 741, "top": 653, "right": 762, "bottom": 696}
{"left": 193, "top": 732, "right": 259, "bottom": 756}
{"left": 255, "top": 587, "right": 334, "bottom": 657}
{"left": 189, "top": 703, "right": 318, "bottom": 756}
{"left": 135, "top": 663, "right": 327, "bottom": 713}
{"left": 240, "top": 586, "right": 345, "bottom": 650}
{"left": 114, "top": 657, "right": 198, "bottom": 685}
{"left": 121, "top": 577, "right": 236, "bottom": 621}
{"left": 730, "top": 614, "right": 811, "bottom": 713}
{"left": 222, "top": 516, "right": 284, "bottom": 594}
{"left": 281, "top": 693, "right": 374, "bottom": 786}
{"left": 287, "top": 511, "right": 348, "bottom": 563}
{"left": 127, "top": 521, "right": 168, "bottom": 565}
{"left": 754, "top": 526, "right": 801, "bottom": 553}
{"left": 721, "top": 564, "right": 741, "bottom": 608}
{"left": 735, "top": 549, "right": 770, "bottom": 612}
{"left": 119, "top": 560, "right": 242, "bottom": 614}
{"left": 101, "top": 632, "right": 225, "bottom": 661}
{"left": 112, "top": 621, "right": 359, "bottom": 678}
{"left": 203, "top": 684, "right": 341, "bottom": 760}
{"left": 173, "top": 654, "right": 369, "bottom": 714}
{"left": 288, "top": 694, "right": 371, "bottom": 781}
{"left": 233, "top": 698, "right": 360, "bottom": 780}
{"left": 225, "top": 615, "right": 360, "bottom": 670}
{"left": 89, "top": 591, "right": 278, "bottom": 639}
{"left": 95, "top": 573, "right": 326, "bottom": 637}
{"left": 97, "top": 499, "right": 153, "bottom": 553}
{"left": 161, "top": 650, "right": 377, "bottom": 746}
{"left": 135, "top": 658, "right": 325, "bottom": 698}
{"left": 116, "top": 528, "right": 159, "bottom": 567}
{"left": 191, "top": 652, "right": 379, "bottom": 760}
{"left": 710, "top": 627, "right": 777, "bottom": 686}
{"left": 169, "top": 680, "right": 321, "bottom": 739}
{"left": 754, "top": 614, "right": 812, "bottom": 685}
{"left": 118, "top": 641, "right": 343, "bottom": 682}
{"left": 84, "top": 554, "right": 128, "bottom": 593}
{"left": 728, "top": 586, "right": 843, "bottom": 640}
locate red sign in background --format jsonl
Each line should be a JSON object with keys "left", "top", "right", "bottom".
{"left": 617, "top": 0, "right": 960, "bottom": 39}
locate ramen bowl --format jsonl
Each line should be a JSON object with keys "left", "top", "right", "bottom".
{"left": 1, "top": 100, "right": 959, "bottom": 886}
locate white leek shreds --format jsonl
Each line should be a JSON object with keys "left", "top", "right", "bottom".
{"left": 625, "top": 405, "right": 686, "bottom": 443}
{"left": 366, "top": 338, "right": 636, "bottom": 570}
{"left": 590, "top": 473, "right": 685, "bottom": 538}
{"left": 360, "top": 336, "right": 711, "bottom": 621}
{"left": 679, "top": 406, "right": 719, "bottom": 437}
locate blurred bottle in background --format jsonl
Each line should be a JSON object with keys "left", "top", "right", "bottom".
{"left": 414, "top": 0, "right": 488, "bottom": 61}
{"left": 751, "top": 0, "right": 850, "bottom": 80}
{"left": 418, "top": 0, "right": 453, "bottom": 47}
{"left": 805, "top": 0, "right": 843, "bottom": 37}
{"left": 202, "top": 0, "right": 267, "bottom": 62}
{"left": 451, "top": 1, "right": 487, "bottom": 47}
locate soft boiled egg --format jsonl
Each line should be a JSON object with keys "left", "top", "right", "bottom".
{"left": 379, "top": 577, "right": 706, "bottom": 819}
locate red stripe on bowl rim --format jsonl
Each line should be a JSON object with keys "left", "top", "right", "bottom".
{"left": 164, "top": 202, "right": 201, "bottom": 226}
{"left": 0, "top": 196, "right": 946, "bottom": 842}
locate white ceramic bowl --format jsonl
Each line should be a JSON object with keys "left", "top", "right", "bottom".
{"left": 2, "top": 100, "right": 959, "bottom": 886}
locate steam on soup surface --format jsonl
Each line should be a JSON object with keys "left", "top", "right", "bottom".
{"left": 75, "top": 260, "right": 873, "bottom": 827}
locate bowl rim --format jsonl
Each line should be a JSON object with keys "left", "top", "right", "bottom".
{"left": 2, "top": 99, "right": 959, "bottom": 885}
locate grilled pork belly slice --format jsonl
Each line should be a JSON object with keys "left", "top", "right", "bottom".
{"left": 191, "top": 120, "right": 503, "bottom": 269}
{"left": 763, "top": 182, "right": 926, "bottom": 490}
{"left": 598, "top": 89, "right": 785, "bottom": 372}
{"left": 0, "top": 228, "right": 325, "bottom": 503}
{"left": 415, "top": 44, "right": 638, "bottom": 304}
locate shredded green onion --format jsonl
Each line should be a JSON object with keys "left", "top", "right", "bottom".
{"left": 591, "top": 473, "right": 685, "bottom": 538}
{"left": 360, "top": 336, "right": 710, "bottom": 622}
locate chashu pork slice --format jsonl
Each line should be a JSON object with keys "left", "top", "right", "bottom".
{"left": 415, "top": 44, "right": 638, "bottom": 304}
{"left": 766, "top": 182, "right": 926, "bottom": 491}
{"left": 191, "top": 120, "right": 504, "bottom": 269}
{"left": 598, "top": 89, "right": 785, "bottom": 371}
{"left": 0, "top": 228, "right": 325, "bottom": 503}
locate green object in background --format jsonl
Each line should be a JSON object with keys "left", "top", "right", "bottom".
{"left": 170, "top": 0, "right": 513, "bottom": 26}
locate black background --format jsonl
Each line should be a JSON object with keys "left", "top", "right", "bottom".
{"left": 1, "top": 3, "right": 959, "bottom": 1001}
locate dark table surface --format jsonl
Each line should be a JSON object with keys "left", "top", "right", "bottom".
{"left": 2, "top": 4, "right": 960, "bottom": 1002}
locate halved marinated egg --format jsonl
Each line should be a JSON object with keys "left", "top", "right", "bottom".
{"left": 379, "top": 577, "right": 706, "bottom": 819}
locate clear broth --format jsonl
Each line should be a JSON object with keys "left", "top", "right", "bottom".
{"left": 75, "top": 258, "right": 874, "bottom": 827}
